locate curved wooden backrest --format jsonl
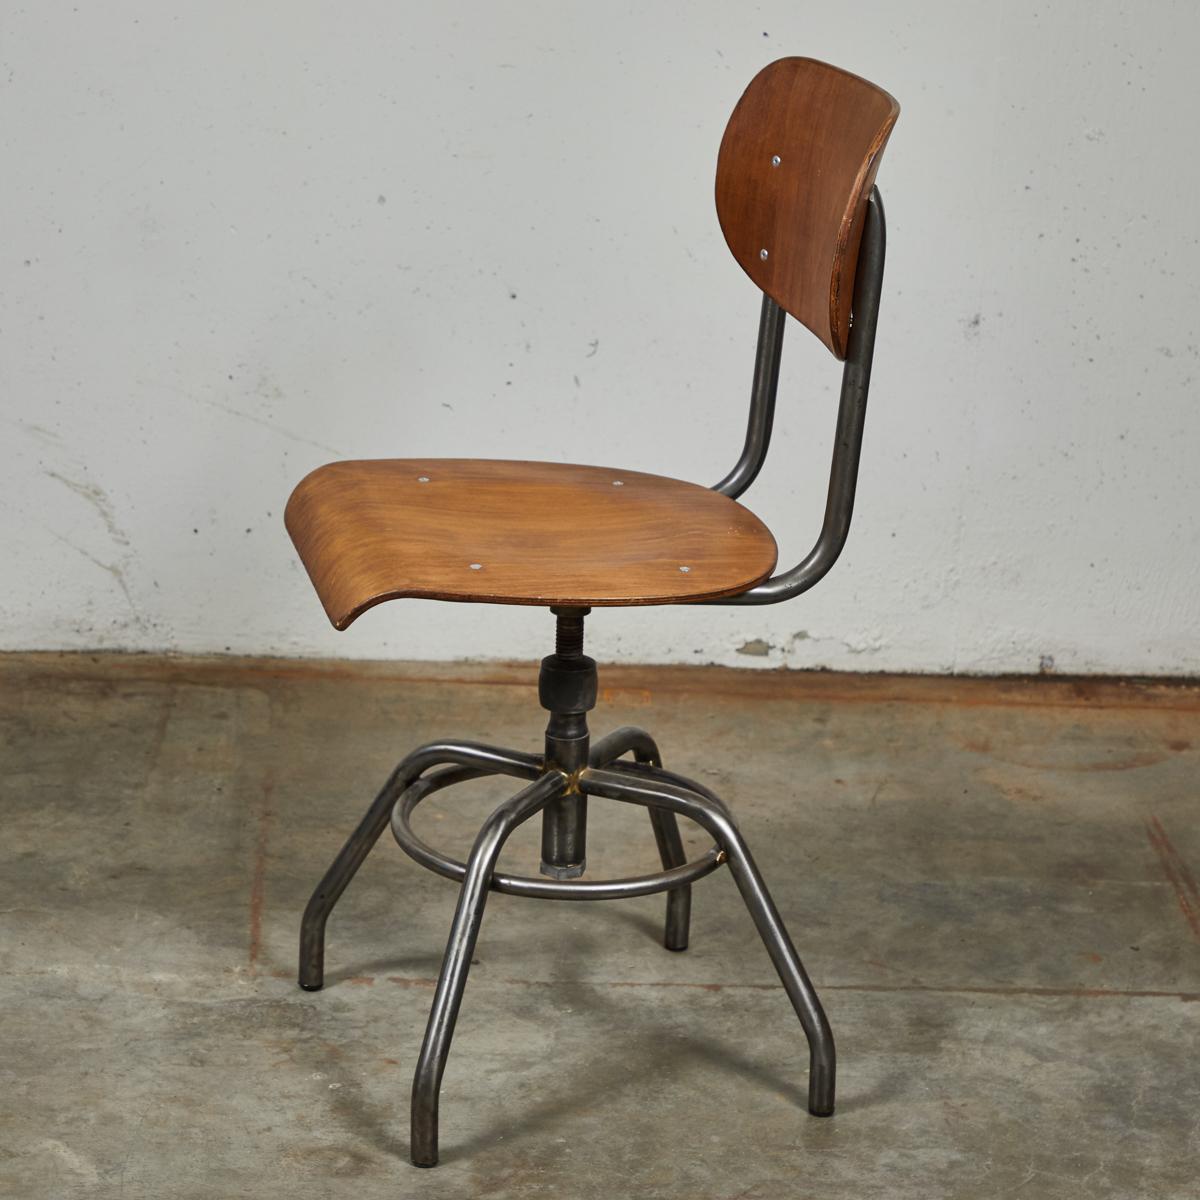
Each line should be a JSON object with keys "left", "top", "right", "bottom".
{"left": 716, "top": 57, "right": 899, "bottom": 359}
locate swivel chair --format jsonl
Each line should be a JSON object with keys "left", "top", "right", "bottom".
{"left": 285, "top": 56, "right": 900, "bottom": 1167}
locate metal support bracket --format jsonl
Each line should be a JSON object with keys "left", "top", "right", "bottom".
{"left": 710, "top": 186, "right": 888, "bottom": 605}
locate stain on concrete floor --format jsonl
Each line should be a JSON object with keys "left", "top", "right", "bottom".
{"left": 1, "top": 654, "right": 1198, "bottom": 1198}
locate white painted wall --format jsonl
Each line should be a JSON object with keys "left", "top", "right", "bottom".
{"left": 3, "top": 2, "right": 1198, "bottom": 674}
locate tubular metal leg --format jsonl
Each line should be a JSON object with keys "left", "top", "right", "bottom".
{"left": 411, "top": 772, "right": 567, "bottom": 1167}
{"left": 589, "top": 727, "right": 691, "bottom": 951}
{"left": 579, "top": 762, "right": 836, "bottom": 1117}
{"left": 298, "top": 741, "right": 541, "bottom": 991}
{"left": 647, "top": 808, "right": 691, "bottom": 952}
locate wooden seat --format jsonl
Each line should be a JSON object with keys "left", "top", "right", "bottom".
{"left": 285, "top": 458, "right": 778, "bottom": 627}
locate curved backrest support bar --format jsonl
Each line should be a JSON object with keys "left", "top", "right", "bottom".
{"left": 712, "top": 293, "right": 786, "bottom": 499}
{"left": 713, "top": 186, "right": 886, "bottom": 606}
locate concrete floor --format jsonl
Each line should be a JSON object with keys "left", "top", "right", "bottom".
{"left": 2, "top": 653, "right": 1198, "bottom": 1199}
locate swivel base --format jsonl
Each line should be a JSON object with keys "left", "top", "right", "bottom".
{"left": 297, "top": 615, "right": 835, "bottom": 1167}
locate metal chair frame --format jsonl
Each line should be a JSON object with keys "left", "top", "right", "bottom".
{"left": 298, "top": 189, "right": 886, "bottom": 1167}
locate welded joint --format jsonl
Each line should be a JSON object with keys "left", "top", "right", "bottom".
{"left": 532, "top": 764, "right": 574, "bottom": 790}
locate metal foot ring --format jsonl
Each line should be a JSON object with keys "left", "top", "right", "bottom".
{"left": 390, "top": 765, "right": 723, "bottom": 900}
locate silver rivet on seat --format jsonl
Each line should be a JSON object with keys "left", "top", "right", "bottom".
{"left": 760, "top": 248, "right": 769, "bottom": 260}
{"left": 612, "top": 480, "right": 624, "bottom": 487}
{"left": 771, "top": 154, "right": 781, "bottom": 167}
{"left": 678, "top": 565, "right": 691, "bottom": 573}
{"left": 417, "top": 475, "right": 431, "bottom": 483}
{"left": 469, "top": 563, "right": 483, "bottom": 570}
